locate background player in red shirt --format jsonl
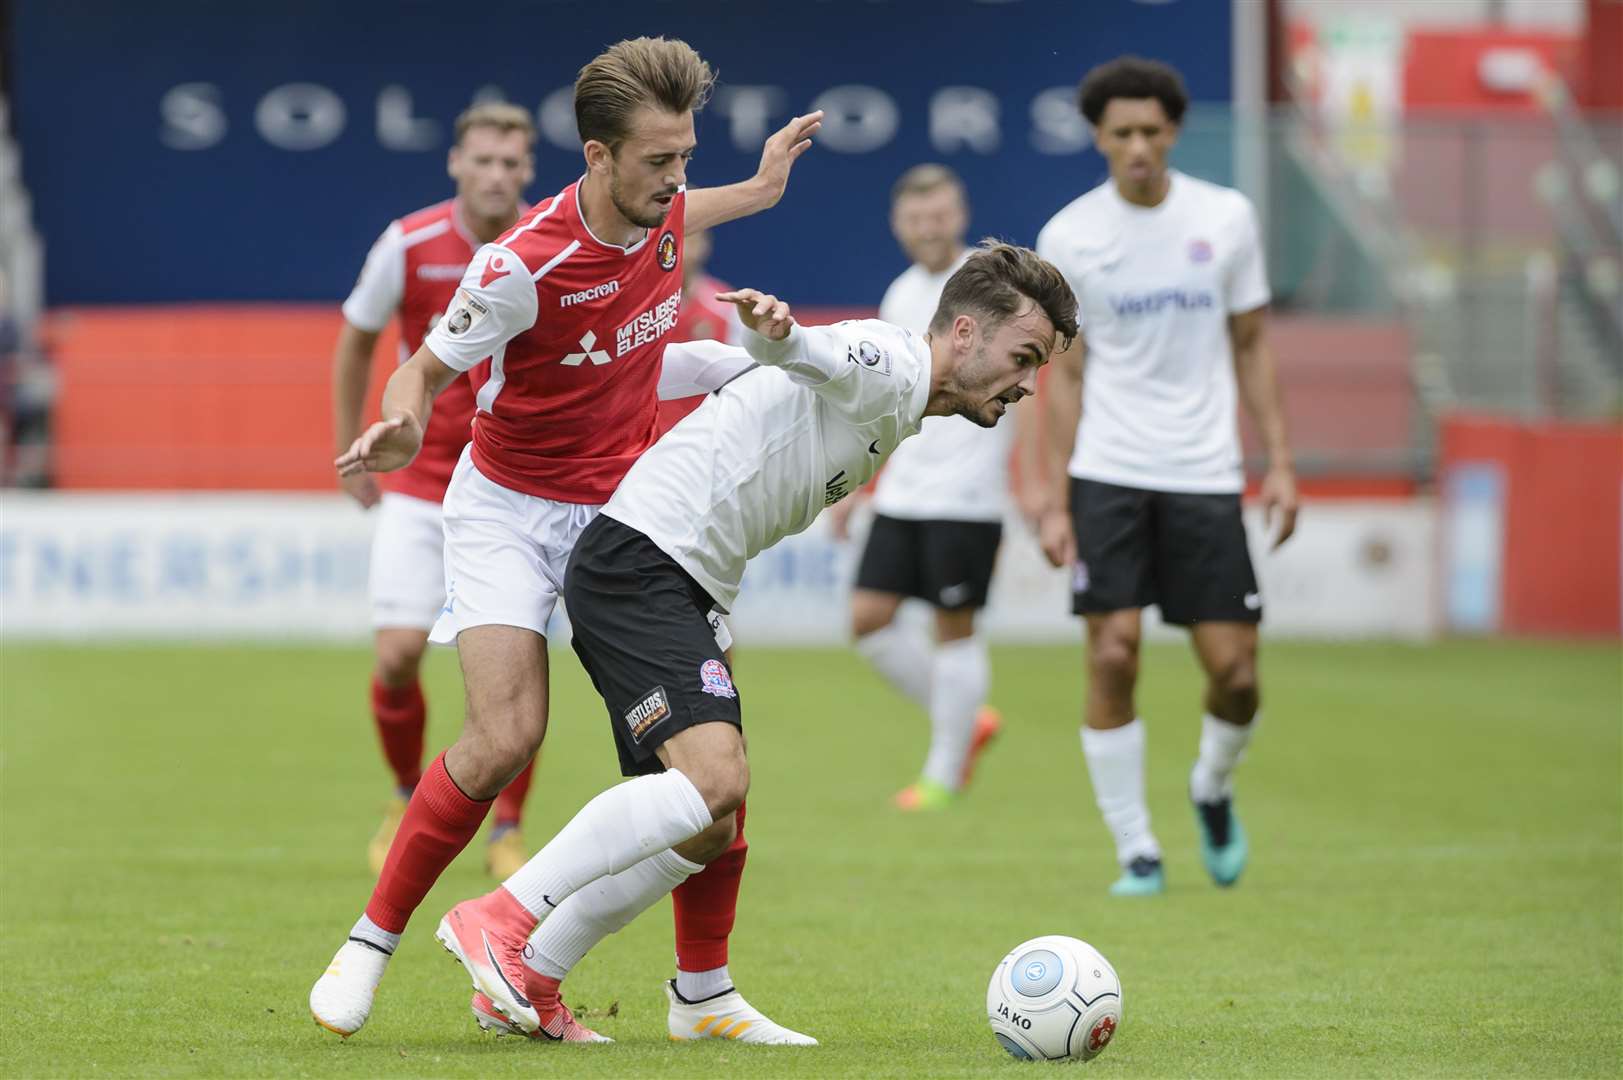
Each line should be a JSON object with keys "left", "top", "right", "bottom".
{"left": 332, "top": 102, "right": 540, "bottom": 881}
{"left": 315, "top": 37, "right": 822, "bottom": 1044}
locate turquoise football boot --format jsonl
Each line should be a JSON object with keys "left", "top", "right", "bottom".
{"left": 1192, "top": 795, "right": 1248, "bottom": 886}
{"left": 1107, "top": 855, "right": 1165, "bottom": 897}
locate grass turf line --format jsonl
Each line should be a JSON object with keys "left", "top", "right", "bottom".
{"left": 1, "top": 640, "right": 1618, "bottom": 1077}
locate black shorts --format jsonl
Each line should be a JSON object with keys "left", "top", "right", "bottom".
{"left": 1069, "top": 477, "right": 1261, "bottom": 626}
{"left": 853, "top": 514, "right": 1003, "bottom": 611}
{"left": 564, "top": 515, "right": 741, "bottom": 777}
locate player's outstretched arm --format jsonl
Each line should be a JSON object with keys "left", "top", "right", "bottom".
{"left": 1229, "top": 306, "right": 1298, "bottom": 549}
{"left": 686, "top": 112, "right": 823, "bottom": 232}
{"left": 335, "top": 344, "right": 457, "bottom": 476}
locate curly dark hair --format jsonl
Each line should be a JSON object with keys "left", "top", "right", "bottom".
{"left": 1077, "top": 56, "right": 1189, "bottom": 126}
{"left": 930, "top": 239, "right": 1078, "bottom": 350}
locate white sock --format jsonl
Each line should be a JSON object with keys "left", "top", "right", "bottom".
{"left": 348, "top": 914, "right": 400, "bottom": 955}
{"left": 675, "top": 964, "right": 733, "bottom": 1001}
{"left": 1189, "top": 713, "right": 1258, "bottom": 803}
{"left": 855, "top": 622, "right": 933, "bottom": 707}
{"left": 523, "top": 848, "right": 702, "bottom": 980}
{"left": 504, "top": 770, "right": 713, "bottom": 919}
{"left": 921, "top": 636, "right": 988, "bottom": 791}
{"left": 1080, "top": 718, "right": 1161, "bottom": 866}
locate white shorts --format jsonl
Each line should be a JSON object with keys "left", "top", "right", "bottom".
{"left": 429, "top": 446, "right": 602, "bottom": 645}
{"left": 370, "top": 492, "right": 447, "bottom": 631}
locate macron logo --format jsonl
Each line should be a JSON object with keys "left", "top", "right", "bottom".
{"left": 479, "top": 256, "right": 512, "bottom": 289}
{"left": 560, "top": 331, "right": 613, "bottom": 367}
{"left": 560, "top": 281, "right": 620, "bottom": 307}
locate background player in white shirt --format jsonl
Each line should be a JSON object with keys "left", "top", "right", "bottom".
{"left": 828, "top": 165, "right": 1005, "bottom": 811}
{"left": 331, "top": 103, "right": 540, "bottom": 880}
{"left": 1031, "top": 57, "right": 1299, "bottom": 897}
{"left": 434, "top": 242, "right": 1078, "bottom": 1037}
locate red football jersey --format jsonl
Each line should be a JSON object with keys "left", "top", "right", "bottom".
{"left": 342, "top": 199, "right": 498, "bottom": 502}
{"left": 423, "top": 180, "right": 687, "bottom": 503}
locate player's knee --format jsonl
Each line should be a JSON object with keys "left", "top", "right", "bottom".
{"left": 1089, "top": 634, "right": 1140, "bottom": 688}
{"left": 850, "top": 590, "right": 899, "bottom": 639}
{"left": 689, "top": 752, "right": 749, "bottom": 822}
{"left": 374, "top": 637, "right": 426, "bottom": 686}
{"left": 677, "top": 814, "right": 738, "bottom": 865}
{"left": 1211, "top": 656, "right": 1259, "bottom": 716}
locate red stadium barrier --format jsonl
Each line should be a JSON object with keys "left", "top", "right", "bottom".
{"left": 1439, "top": 414, "right": 1623, "bottom": 637}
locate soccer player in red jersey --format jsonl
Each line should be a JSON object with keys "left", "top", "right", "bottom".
{"left": 332, "top": 102, "right": 540, "bottom": 881}
{"left": 313, "top": 37, "right": 822, "bottom": 1044}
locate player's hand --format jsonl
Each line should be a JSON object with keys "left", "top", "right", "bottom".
{"left": 716, "top": 289, "right": 794, "bottom": 341}
{"left": 339, "top": 471, "right": 382, "bottom": 508}
{"left": 1038, "top": 507, "right": 1076, "bottom": 569}
{"left": 1260, "top": 465, "right": 1300, "bottom": 549}
{"left": 752, "top": 111, "right": 823, "bottom": 207}
{"left": 827, "top": 491, "right": 865, "bottom": 542}
{"left": 335, "top": 414, "right": 423, "bottom": 476}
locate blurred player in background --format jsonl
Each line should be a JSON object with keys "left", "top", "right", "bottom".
{"left": 314, "top": 36, "right": 822, "bottom": 1044}
{"left": 828, "top": 165, "right": 1004, "bottom": 811}
{"left": 436, "top": 244, "right": 1077, "bottom": 1036}
{"left": 332, "top": 102, "right": 539, "bottom": 879}
{"left": 1031, "top": 57, "right": 1298, "bottom": 897}
{"left": 655, "top": 228, "right": 743, "bottom": 436}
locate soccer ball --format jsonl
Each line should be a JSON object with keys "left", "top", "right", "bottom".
{"left": 986, "top": 935, "right": 1122, "bottom": 1062}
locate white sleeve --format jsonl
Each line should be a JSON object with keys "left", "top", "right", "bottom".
{"left": 743, "top": 321, "right": 911, "bottom": 421}
{"left": 658, "top": 339, "right": 756, "bottom": 400}
{"left": 1224, "top": 199, "right": 1271, "bottom": 314}
{"left": 422, "top": 243, "right": 538, "bottom": 372}
{"left": 341, "top": 221, "right": 406, "bottom": 332}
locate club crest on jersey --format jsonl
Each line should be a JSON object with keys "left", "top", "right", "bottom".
{"left": 656, "top": 231, "right": 678, "bottom": 271}
{"left": 1188, "top": 239, "right": 1213, "bottom": 264}
{"left": 698, "top": 659, "right": 736, "bottom": 699}
{"left": 847, "top": 339, "right": 892, "bottom": 376}
{"left": 443, "top": 289, "right": 489, "bottom": 336}
{"left": 625, "top": 685, "right": 671, "bottom": 744}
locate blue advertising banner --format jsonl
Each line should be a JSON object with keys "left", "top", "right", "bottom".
{"left": 14, "top": 0, "right": 1232, "bottom": 305}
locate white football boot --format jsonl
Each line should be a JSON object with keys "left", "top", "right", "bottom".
{"left": 310, "top": 939, "right": 391, "bottom": 1037}
{"left": 664, "top": 980, "right": 818, "bottom": 1045}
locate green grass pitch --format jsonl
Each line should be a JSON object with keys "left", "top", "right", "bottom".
{"left": 1, "top": 639, "right": 1619, "bottom": 1077}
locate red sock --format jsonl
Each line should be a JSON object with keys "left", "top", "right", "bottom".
{"left": 526, "top": 971, "right": 562, "bottom": 1011}
{"left": 365, "top": 751, "right": 492, "bottom": 933}
{"left": 671, "top": 800, "right": 747, "bottom": 971}
{"left": 371, "top": 676, "right": 425, "bottom": 792}
{"left": 492, "top": 758, "right": 535, "bottom": 829}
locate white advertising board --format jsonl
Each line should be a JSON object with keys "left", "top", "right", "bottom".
{"left": 0, "top": 493, "right": 1436, "bottom": 643}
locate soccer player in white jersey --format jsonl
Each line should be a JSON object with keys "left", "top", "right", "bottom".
{"left": 433, "top": 242, "right": 1078, "bottom": 1037}
{"left": 828, "top": 165, "right": 1005, "bottom": 811}
{"left": 1030, "top": 57, "right": 1299, "bottom": 897}
{"left": 312, "top": 37, "right": 823, "bottom": 1044}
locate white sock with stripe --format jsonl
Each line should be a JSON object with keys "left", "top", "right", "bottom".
{"left": 504, "top": 770, "right": 713, "bottom": 920}
{"left": 523, "top": 848, "right": 702, "bottom": 980}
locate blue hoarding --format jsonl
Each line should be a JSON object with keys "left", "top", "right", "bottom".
{"left": 14, "top": 0, "right": 1232, "bottom": 305}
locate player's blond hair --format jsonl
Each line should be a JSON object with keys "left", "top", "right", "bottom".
{"left": 890, "top": 163, "right": 966, "bottom": 207}
{"left": 574, "top": 37, "right": 715, "bottom": 150}
{"left": 930, "top": 240, "right": 1079, "bottom": 349}
{"left": 452, "top": 102, "right": 537, "bottom": 148}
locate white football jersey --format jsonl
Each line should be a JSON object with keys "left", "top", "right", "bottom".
{"left": 605, "top": 319, "right": 932, "bottom": 611}
{"left": 870, "top": 252, "right": 1009, "bottom": 523}
{"left": 1037, "top": 170, "right": 1270, "bottom": 494}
